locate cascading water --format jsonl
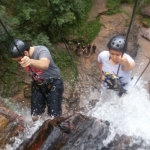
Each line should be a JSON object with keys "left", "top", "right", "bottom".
{"left": 2, "top": 98, "right": 46, "bottom": 150}
{"left": 87, "top": 48, "right": 150, "bottom": 148}
{"left": 87, "top": 79, "right": 150, "bottom": 148}
{"left": 4, "top": 47, "right": 150, "bottom": 149}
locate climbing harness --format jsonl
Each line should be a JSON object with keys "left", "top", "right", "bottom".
{"left": 103, "top": 72, "right": 119, "bottom": 89}
{"left": 103, "top": 0, "right": 139, "bottom": 96}
{"left": 32, "top": 77, "right": 59, "bottom": 97}
{"left": 102, "top": 72, "right": 127, "bottom": 96}
{"left": 0, "top": 18, "right": 55, "bottom": 97}
{"left": 106, "top": 0, "right": 139, "bottom": 95}
{"left": 0, "top": 5, "right": 66, "bottom": 101}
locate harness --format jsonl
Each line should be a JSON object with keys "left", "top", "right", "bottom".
{"left": 102, "top": 72, "right": 127, "bottom": 96}
{"left": 32, "top": 77, "right": 59, "bottom": 97}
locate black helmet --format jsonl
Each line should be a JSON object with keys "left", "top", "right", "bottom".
{"left": 9, "top": 39, "right": 30, "bottom": 58}
{"left": 107, "top": 35, "right": 126, "bottom": 52}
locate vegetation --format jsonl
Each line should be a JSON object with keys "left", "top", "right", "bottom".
{"left": 142, "top": 17, "right": 150, "bottom": 28}
{"left": 0, "top": 0, "right": 94, "bottom": 97}
{"left": 73, "top": 19, "right": 102, "bottom": 44}
{"left": 106, "top": 0, "right": 122, "bottom": 15}
{"left": 0, "top": 0, "right": 150, "bottom": 97}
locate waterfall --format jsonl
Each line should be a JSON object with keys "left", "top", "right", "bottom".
{"left": 87, "top": 48, "right": 150, "bottom": 148}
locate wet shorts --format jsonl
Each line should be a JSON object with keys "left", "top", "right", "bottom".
{"left": 31, "top": 78, "right": 64, "bottom": 117}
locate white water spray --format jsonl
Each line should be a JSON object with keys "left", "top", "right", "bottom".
{"left": 87, "top": 77, "right": 150, "bottom": 146}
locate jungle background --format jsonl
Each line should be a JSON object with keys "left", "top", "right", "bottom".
{"left": 0, "top": 0, "right": 150, "bottom": 98}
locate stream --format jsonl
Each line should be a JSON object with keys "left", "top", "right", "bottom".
{"left": 3, "top": 47, "right": 150, "bottom": 149}
{"left": 87, "top": 48, "right": 150, "bottom": 148}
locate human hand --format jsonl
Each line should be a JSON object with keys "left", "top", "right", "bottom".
{"left": 118, "top": 55, "right": 127, "bottom": 66}
{"left": 19, "top": 56, "right": 32, "bottom": 67}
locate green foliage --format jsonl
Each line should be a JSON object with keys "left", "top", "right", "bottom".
{"left": 74, "top": 19, "right": 102, "bottom": 44}
{"left": 3, "top": 0, "right": 90, "bottom": 42}
{"left": 142, "top": 17, "right": 150, "bottom": 28}
{"left": 0, "top": 6, "right": 11, "bottom": 41}
{"left": 106, "top": 0, "right": 121, "bottom": 15}
{"left": 7, "top": 60, "right": 19, "bottom": 73}
{"left": 0, "top": 60, "right": 19, "bottom": 97}
{"left": 53, "top": 50, "right": 77, "bottom": 81}
{"left": 31, "top": 33, "right": 53, "bottom": 50}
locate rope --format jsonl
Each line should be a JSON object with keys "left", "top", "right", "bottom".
{"left": 134, "top": 60, "right": 150, "bottom": 86}
{"left": 117, "top": 0, "right": 139, "bottom": 75}
{"left": 0, "top": 17, "right": 39, "bottom": 81}
{"left": 48, "top": 0, "right": 78, "bottom": 77}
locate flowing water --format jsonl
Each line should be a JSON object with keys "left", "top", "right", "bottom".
{"left": 87, "top": 48, "right": 150, "bottom": 148}
{"left": 88, "top": 81, "right": 150, "bottom": 148}
{"left": 1, "top": 96, "right": 57, "bottom": 150}
{"left": 4, "top": 47, "right": 150, "bottom": 149}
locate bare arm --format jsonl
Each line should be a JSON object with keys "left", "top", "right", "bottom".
{"left": 98, "top": 62, "right": 105, "bottom": 80}
{"left": 20, "top": 56, "right": 50, "bottom": 70}
{"left": 119, "top": 55, "right": 135, "bottom": 71}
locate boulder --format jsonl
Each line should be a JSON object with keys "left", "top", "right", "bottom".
{"left": 17, "top": 113, "right": 110, "bottom": 150}
{"left": 0, "top": 106, "right": 25, "bottom": 149}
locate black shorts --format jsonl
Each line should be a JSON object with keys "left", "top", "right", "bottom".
{"left": 31, "top": 79, "right": 64, "bottom": 116}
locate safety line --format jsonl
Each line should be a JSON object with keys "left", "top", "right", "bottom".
{"left": 0, "top": 18, "right": 38, "bottom": 80}
{"left": 117, "top": 0, "right": 139, "bottom": 75}
{"left": 48, "top": 0, "right": 78, "bottom": 77}
{"left": 134, "top": 60, "right": 150, "bottom": 86}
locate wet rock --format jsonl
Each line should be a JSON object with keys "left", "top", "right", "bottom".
{"left": 141, "top": 4, "right": 150, "bottom": 17}
{"left": 17, "top": 113, "right": 110, "bottom": 150}
{"left": 88, "top": 0, "right": 107, "bottom": 21}
{"left": 0, "top": 106, "right": 25, "bottom": 149}
{"left": 140, "top": 27, "right": 150, "bottom": 41}
{"left": 138, "top": 27, "right": 150, "bottom": 60}
{"left": 17, "top": 113, "right": 150, "bottom": 150}
{"left": 105, "top": 134, "right": 150, "bottom": 150}
{"left": 24, "top": 85, "right": 31, "bottom": 98}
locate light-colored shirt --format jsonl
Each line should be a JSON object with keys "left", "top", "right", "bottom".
{"left": 98, "top": 50, "right": 135, "bottom": 90}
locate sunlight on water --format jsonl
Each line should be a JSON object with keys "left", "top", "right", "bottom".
{"left": 88, "top": 77, "right": 150, "bottom": 146}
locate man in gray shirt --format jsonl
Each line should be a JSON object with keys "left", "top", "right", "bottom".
{"left": 9, "top": 39, "right": 64, "bottom": 121}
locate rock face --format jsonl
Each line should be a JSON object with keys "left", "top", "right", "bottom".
{"left": 17, "top": 113, "right": 110, "bottom": 150}
{"left": 141, "top": 4, "right": 150, "bottom": 17}
{"left": 0, "top": 106, "right": 25, "bottom": 149}
{"left": 16, "top": 113, "right": 150, "bottom": 150}
{"left": 1, "top": 1, "right": 150, "bottom": 149}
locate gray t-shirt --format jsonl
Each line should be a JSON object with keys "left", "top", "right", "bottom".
{"left": 26, "top": 46, "right": 60, "bottom": 80}
{"left": 98, "top": 50, "right": 135, "bottom": 90}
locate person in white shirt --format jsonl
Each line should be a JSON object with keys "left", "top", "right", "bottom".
{"left": 98, "top": 35, "right": 135, "bottom": 96}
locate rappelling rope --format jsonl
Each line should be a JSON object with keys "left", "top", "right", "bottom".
{"left": 0, "top": 18, "right": 37, "bottom": 80}
{"left": 117, "top": 0, "right": 139, "bottom": 76}
{"left": 48, "top": 0, "right": 78, "bottom": 77}
{"left": 134, "top": 61, "right": 150, "bottom": 86}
